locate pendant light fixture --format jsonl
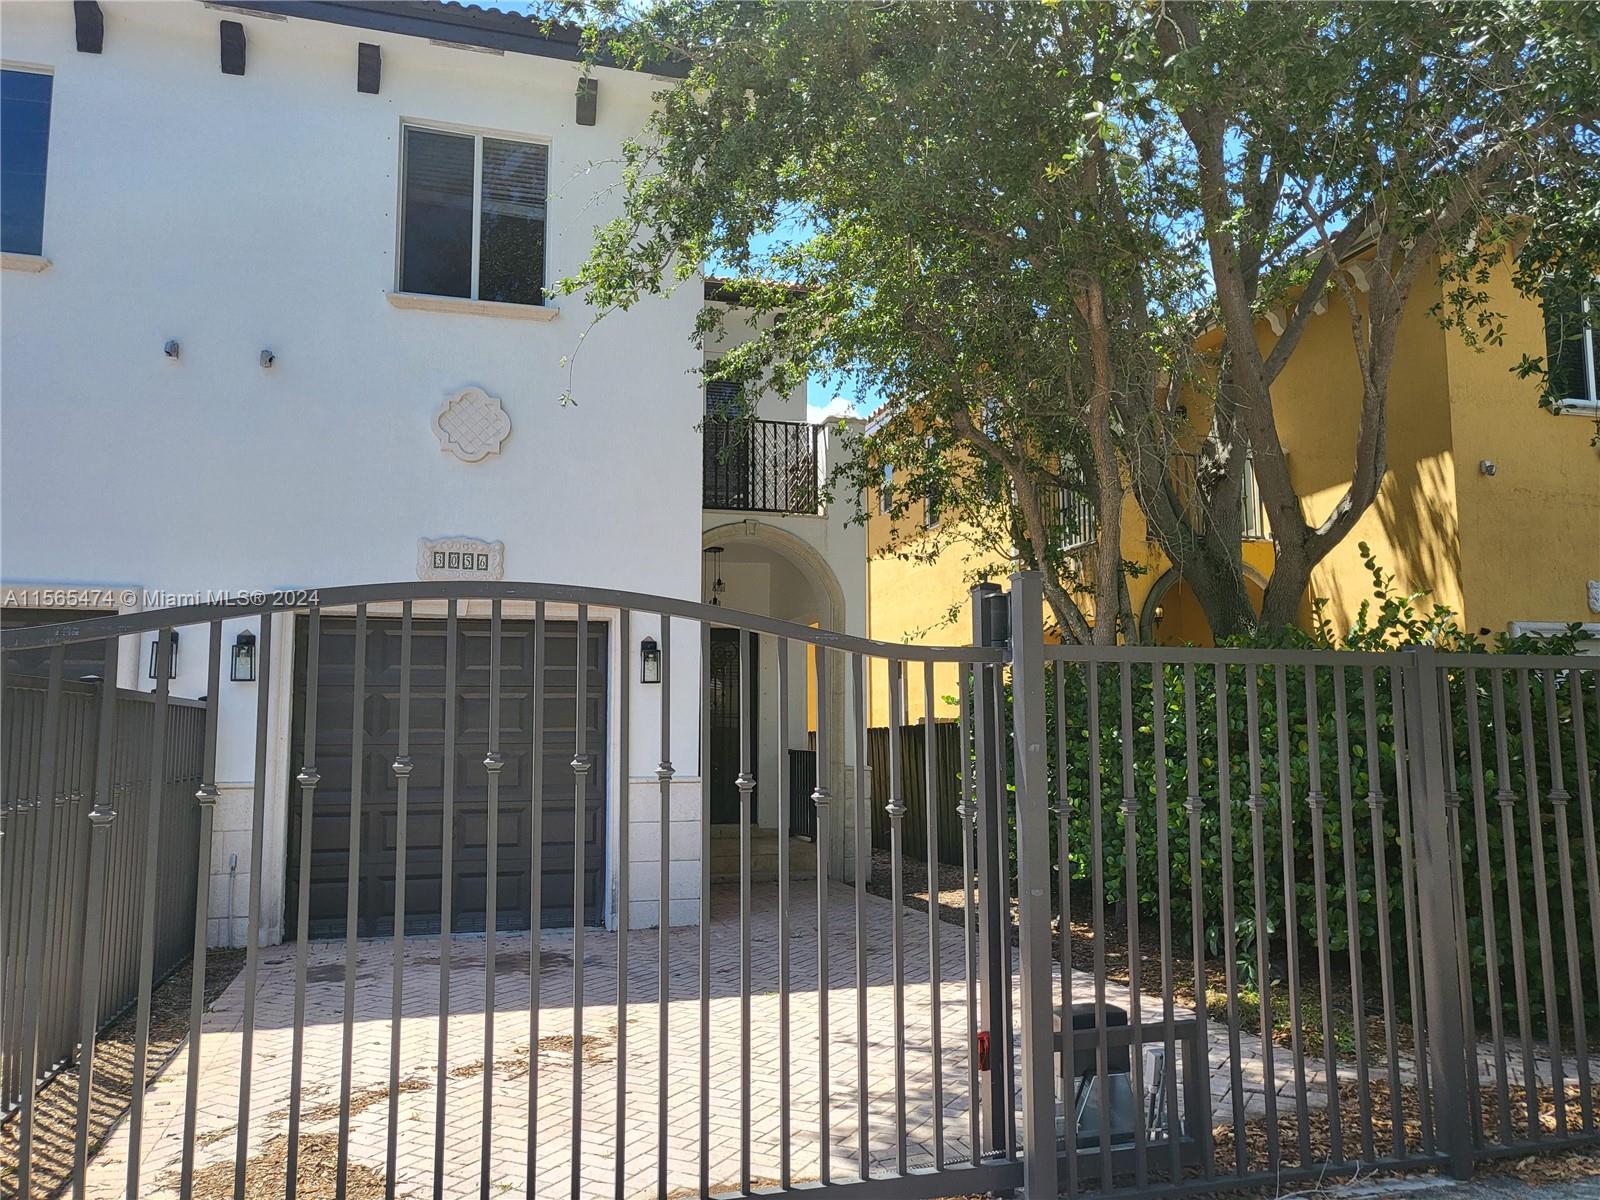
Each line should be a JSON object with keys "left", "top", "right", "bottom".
{"left": 703, "top": 545, "right": 726, "bottom": 606}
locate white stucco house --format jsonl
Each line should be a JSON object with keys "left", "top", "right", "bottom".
{"left": 0, "top": 0, "right": 867, "bottom": 947}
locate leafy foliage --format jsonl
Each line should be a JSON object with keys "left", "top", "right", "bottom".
{"left": 999, "top": 553, "right": 1594, "bottom": 1035}
{"left": 562, "top": 1, "right": 1600, "bottom": 641}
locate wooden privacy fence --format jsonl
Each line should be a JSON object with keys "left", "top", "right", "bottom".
{"left": 867, "top": 720, "right": 965, "bottom": 866}
{"left": 0, "top": 673, "right": 205, "bottom": 1117}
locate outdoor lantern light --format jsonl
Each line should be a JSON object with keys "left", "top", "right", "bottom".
{"left": 148, "top": 630, "right": 179, "bottom": 679}
{"left": 704, "top": 545, "right": 726, "bottom": 607}
{"left": 231, "top": 629, "right": 257, "bottom": 681}
{"left": 640, "top": 636, "right": 661, "bottom": 683}
{"left": 1153, "top": 604, "right": 1166, "bottom": 624}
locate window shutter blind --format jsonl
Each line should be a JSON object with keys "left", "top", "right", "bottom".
{"left": 400, "top": 126, "right": 474, "bottom": 298}
{"left": 705, "top": 379, "right": 743, "bottom": 417}
{"left": 0, "top": 69, "right": 53, "bottom": 257}
{"left": 481, "top": 139, "right": 547, "bottom": 222}
{"left": 478, "top": 138, "right": 547, "bottom": 305}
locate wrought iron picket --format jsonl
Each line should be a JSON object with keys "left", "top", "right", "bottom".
{"left": 1, "top": 577, "right": 1597, "bottom": 1200}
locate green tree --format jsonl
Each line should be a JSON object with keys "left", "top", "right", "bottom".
{"left": 563, "top": 1, "right": 1600, "bottom": 640}
{"left": 1144, "top": 1, "right": 1600, "bottom": 632}
{"left": 566, "top": 2, "right": 1202, "bottom": 643}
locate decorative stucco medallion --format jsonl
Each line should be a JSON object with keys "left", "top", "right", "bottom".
{"left": 1588, "top": 579, "right": 1600, "bottom": 615}
{"left": 433, "top": 387, "right": 510, "bottom": 463}
{"left": 417, "top": 537, "right": 505, "bottom": 581}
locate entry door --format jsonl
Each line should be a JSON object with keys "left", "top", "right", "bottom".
{"left": 707, "top": 627, "right": 757, "bottom": 824}
{"left": 286, "top": 614, "right": 607, "bottom": 938}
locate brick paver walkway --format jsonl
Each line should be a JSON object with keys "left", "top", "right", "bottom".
{"left": 80, "top": 882, "right": 1599, "bottom": 1199}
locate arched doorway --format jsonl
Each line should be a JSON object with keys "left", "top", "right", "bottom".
{"left": 1141, "top": 566, "right": 1266, "bottom": 646}
{"left": 700, "top": 522, "right": 849, "bottom": 854}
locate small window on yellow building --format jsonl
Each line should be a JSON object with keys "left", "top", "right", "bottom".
{"left": 1543, "top": 291, "right": 1598, "bottom": 410}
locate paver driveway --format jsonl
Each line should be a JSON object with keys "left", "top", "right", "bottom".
{"left": 81, "top": 880, "right": 1533, "bottom": 1199}
{"left": 91, "top": 882, "right": 993, "bottom": 1198}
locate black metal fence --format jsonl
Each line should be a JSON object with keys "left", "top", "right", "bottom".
{"left": 0, "top": 578, "right": 1594, "bottom": 1200}
{"left": 787, "top": 747, "right": 817, "bottom": 841}
{"left": 702, "top": 417, "right": 821, "bottom": 514}
{"left": 1, "top": 673, "right": 205, "bottom": 1118}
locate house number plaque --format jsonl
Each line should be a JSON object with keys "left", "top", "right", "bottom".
{"left": 416, "top": 536, "right": 505, "bottom": 581}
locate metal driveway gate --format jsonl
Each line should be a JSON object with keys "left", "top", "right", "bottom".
{"left": 1, "top": 574, "right": 1597, "bottom": 1199}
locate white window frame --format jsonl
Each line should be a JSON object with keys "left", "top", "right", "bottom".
{"left": 394, "top": 118, "right": 551, "bottom": 305}
{"left": 879, "top": 463, "right": 893, "bottom": 515}
{"left": 1508, "top": 620, "right": 1600, "bottom": 653}
{"left": 1553, "top": 293, "right": 1599, "bottom": 415}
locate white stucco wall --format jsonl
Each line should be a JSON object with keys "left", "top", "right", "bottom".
{"left": 0, "top": 3, "right": 713, "bottom": 944}
{"left": 1, "top": 3, "right": 704, "bottom": 599}
{"left": 1, "top": 3, "right": 869, "bottom": 943}
{"left": 701, "top": 302, "right": 808, "bottom": 423}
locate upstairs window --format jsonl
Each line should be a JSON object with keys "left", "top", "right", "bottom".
{"left": 705, "top": 368, "right": 742, "bottom": 419}
{"left": 1544, "top": 291, "right": 1597, "bottom": 411}
{"left": 879, "top": 463, "right": 893, "bottom": 514}
{"left": 399, "top": 125, "right": 547, "bottom": 305}
{"left": 1, "top": 68, "right": 53, "bottom": 256}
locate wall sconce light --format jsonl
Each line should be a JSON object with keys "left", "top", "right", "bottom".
{"left": 148, "top": 630, "right": 179, "bottom": 679}
{"left": 163, "top": 339, "right": 181, "bottom": 360}
{"left": 1153, "top": 604, "right": 1166, "bottom": 624}
{"left": 260, "top": 348, "right": 276, "bottom": 369}
{"left": 1479, "top": 459, "right": 1497, "bottom": 476}
{"left": 231, "top": 629, "right": 257, "bottom": 681}
{"left": 639, "top": 636, "right": 661, "bottom": 683}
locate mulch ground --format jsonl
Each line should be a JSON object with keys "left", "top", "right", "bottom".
{"left": 0, "top": 949, "right": 245, "bottom": 1199}
{"left": 866, "top": 848, "right": 1411, "bottom": 1058}
{"left": 932, "top": 1081, "right": 1600, "bottom": 1198}
{"left": 871, "top": 849, "right": 1600, "bottom": 1195}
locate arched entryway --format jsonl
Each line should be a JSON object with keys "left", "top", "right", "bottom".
{"left": 701, "top": 521, "right": 852, "bottom": 877}
{"left": 1140, "top": 565, "right": 1266, "bottom": 646}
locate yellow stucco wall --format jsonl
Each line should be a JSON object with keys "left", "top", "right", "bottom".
{"left": 1444, "top": 265, "right": 1600, "bottom": 634}
{"left": 866, "top": 509, "right": 997, "bottom": 725}
{"left": 1271, "top": 272, "right": 1467, "bottom": 636}
{"left": 865, "top": 262, "right": 1599, "bottom": 662}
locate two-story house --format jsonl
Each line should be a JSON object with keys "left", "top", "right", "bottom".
{"left": 867, "top": 253, "right": 1600, "bottom": 722}
{"left": 0, "top": 0, "right": 866, "bottom": 945}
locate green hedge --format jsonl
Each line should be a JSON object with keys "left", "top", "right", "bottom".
{"left": 996, "top": 550, "right": 1597, "bottom": 1038}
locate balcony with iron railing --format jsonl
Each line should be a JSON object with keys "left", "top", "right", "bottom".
{"left": 703, "top": 417, "right": 822, "bottom": 514}
{"left": 1172, "top": 449, "right": 1270, "bottom": 541}
{"left": 1053, "top": 450, "right": 1270, "bottom": 551}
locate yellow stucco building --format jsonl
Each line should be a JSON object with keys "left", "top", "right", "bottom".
{"left": 867, "top": 260, "right": 1600, "bottom": 725}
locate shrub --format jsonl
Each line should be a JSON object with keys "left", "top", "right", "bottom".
{"left": 997, "top": 547, "right": 1594, "bottom": 1038}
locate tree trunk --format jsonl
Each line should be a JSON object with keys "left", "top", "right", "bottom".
{"left": 1082, "top": 279, "right": 1125, "bottom": 646}
{"left": 1183, "top": 546, "right": 1259, "bottom": 639}
{"left": 1259, "top": 538, "right": 1312, "bottom": 630}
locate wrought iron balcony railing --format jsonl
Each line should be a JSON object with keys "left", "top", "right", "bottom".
{"left": 1170, "top": 450, "right": 1271, "bottom": 541}
{"left": 1052, "top": 450, "right": 1270, "bottom": 552}
{"left": 703, "top": 417, "right": 822, "bottom": 514}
